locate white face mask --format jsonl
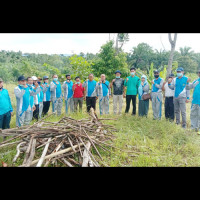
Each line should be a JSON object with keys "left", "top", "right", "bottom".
{"left": 130, "top": 72, "right": 135, "bottom": 76}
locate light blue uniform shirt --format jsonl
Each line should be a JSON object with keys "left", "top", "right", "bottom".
{"left": 0, "top": 88, "right": 13, "bottom": 115}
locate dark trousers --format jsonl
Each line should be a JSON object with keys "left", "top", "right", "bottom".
{"left": 125, "top": 95, "right": 137, "bottom": 115}
{"left": 138, "top": 100, "right": 149, "bottom": 117}
{"left": 42, "top": 101, "right": 51, "bottom": 116}
{"left": 86, "top": 97, "right": 96, "bottom": 112}
{"left": 165, "top": 97, "right": 174, "bottom": 121}
{"left": 33, "top": 104, "right": 39, "bottom": 121}
{"left": 0, "top": 111, "right": 11, "bottom": 141}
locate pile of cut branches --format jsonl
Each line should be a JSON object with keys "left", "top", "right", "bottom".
{"left": 0, "top": 108, "right": 117, "bottom": 167}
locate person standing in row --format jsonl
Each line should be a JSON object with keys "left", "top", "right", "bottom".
{"left": 83, "top": 74, "right": 98, "bottom": 113}
{"left": 73, "top": 76, "right": 85, "bottom": 113}
{"left": 162, "top": 74, "right": 175, "bottom": 121}
{"left": 0, "top": 78, "right": 13, "bottom": 141}
{"left": 97, "top": 74, "right": 111, "bottom": 115}
{"left": 14, "top": 75, "right": 41, "bottom": 127}
{"left": 151, "top": 70, "right": 164, "bottom": 120}
{"left": 110, "top": 70, "right": 125, "bottom": 115}
{"left": 168, "top": 67, "right": 190, "bottom": 129}
{"left": 186, "top": 70, "right": 200, "bottom": 133}
{"left": 38, "top": 77, "right": 44, "bottom": 119}
{"left": 32, "top": 76, "right": 41, "bottom": 121}
{"left": 27, "top": 77, "right": 36, "bottom": 122}
{"left": 138, "top": 75, "right": 150, "bottom": 117}
{"left": 62, "top": 74, "right": 74, "bottom": 115}
{"left": 42, "top": 76, "right": 51, "bottom": 116}
{"left": 50, "top": 74, "right": 63, "bottom": 116}
{"left": 124, "top": 67, "right": 140, "bottom": 115}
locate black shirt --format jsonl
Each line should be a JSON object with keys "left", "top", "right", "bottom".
{"left": 113, "top": 78, "right": 124, "bottom": 95}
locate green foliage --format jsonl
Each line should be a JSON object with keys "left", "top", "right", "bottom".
{"left": 69, "top": 55, "right": 94, "bottom": 81}
{"left": 93, "top": 41, "right": 128, "bottom": 81}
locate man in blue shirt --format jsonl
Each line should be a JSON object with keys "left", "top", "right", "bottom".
{"left": 151, "top": 70, "right": 164, "bottom": 120}
{"left": 186, "top": 69, "right": 200, "bottom": 134}
{"left": 42, "top": 76, "right": 51, "bottom": 116}
{"left": 50, "top": 74, "right": 63, "bottom": 116}
{"left": 83, "top": 73, "right": 98, "bottom": 113}
{"left": 0, "top": 78, "right": 13, "bottom": 140}
{"left": 62, "top": 74, "right": 74, "bottom": 115}
{"left": 168, "top": 67, "right": 190, "bottom": 128}
{"left": 97, "top": 74, "right": 111, "bottom": 115}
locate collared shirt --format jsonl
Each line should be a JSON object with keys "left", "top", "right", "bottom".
{"left": 0, "top": 88, "right": 13, "bottom": 115}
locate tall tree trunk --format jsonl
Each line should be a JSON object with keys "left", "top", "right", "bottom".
{"left": 167, "top": 33, "right": 177, "bottom": 79}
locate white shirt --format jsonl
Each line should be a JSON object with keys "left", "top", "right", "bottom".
{"left": 164, "top": 83, "right": 174, "bottom": 97}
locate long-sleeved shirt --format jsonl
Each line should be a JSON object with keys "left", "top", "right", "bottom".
{"left": 42, "top": 83, "right": 51, "bottom": 102}
{"left": 14, "top": 85, "right": 41, "bottom": 116}
{"left": 138, "top": 84, "right": 150, "bottom": 100}
{"left": 124, "top": 75, "right": 140, "bottom": 95}
{"left": 151, "top": 77, "right": 163, "bottom": 93}
{"left": 0, "top": 88, "right": 13, "bottom": 115}
{"left": 186, "top": 78, "right": 200, "bottom": 104}
{"left": 82, "top": 80, "right": 98, "bottom": 97}
{"left": 50, "top": 81, "right": 62, "bottom": 101}
{"left": 168, "top": 76, "right": 190, "bottom": 99}
{"left": 62, "top": 80, "right": 73, "bottom": 100}
{"left": 97, "top": 80, "right": 111, "bottom": 98}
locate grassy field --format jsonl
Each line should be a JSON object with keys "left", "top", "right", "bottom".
{"left": 1, "top": 80, "right": 200, "bottom": 167}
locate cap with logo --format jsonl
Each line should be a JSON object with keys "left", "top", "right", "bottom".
{"left": 18, "top": 75, "right": 26, "bottom": 81}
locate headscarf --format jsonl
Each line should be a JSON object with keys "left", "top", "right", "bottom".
{"left": 138, "top": 75, "right": 148, "bottom": 97}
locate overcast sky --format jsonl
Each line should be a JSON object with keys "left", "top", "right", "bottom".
{"left": 0, "top": 33, "right": 199, "bottom": 55}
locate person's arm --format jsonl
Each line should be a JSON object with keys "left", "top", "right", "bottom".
{"left": 14, "top": 87, "right": 26, "bottom": 98}
{"left": 143, "top": 84, "right": 149, "bottom": 93}
{"left": 168, "top": 78, "right": 175, "bottom": 90}
{"left": 42, "top": 84, "right": 48, "bottom": 93}
{"left": 7, "top": 91, "right": 13, "bottom": 113}
{"left": 186, "top": 79, "right": 199, "bottom": 90}
{"left": 50, "top": 82, "right": 57, "bottom": 92}
{"left": 30, "top": 86, "right": 41, "bottom": 96}
{"left": 155, "top": 79, "right": 164, "bottom": 89}
{"left": 162, "top": 81, "right": 167, "bottom": 91}
{"left": 124, "top": 77, "right": 128, "bottom": 86}
{"left": 109, "top": 83, "right": 111, "bottom": 97}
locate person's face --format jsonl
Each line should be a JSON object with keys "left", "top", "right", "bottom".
{"left": 0, "top": 81, "right": 3, "bottom": 88}
{"left": 44, "top": 79, "right": 49, "bottom": 83}
{"left": 101, "top": 75, "right": 106, "bottom": 81}
{"left": 33, "top": 80, "right": 39, "bottom": 86}
{"left": 53, "top": 75, "right": 58, "bottom": 79}
{"left": 76, "top": 78, "right": 80, "bottom": 83}
{"left": 116, "top": 73, "right": 121, "bottom": 77}
{"left": 130, "top": 69, "right": 135, "bottom": 73}
{"left": 88, "top": 74, "right": 94, "bottom": 81}
{"left": 141, "top": 78, "right": 145, "bottom": 82}
{"left": 27, "top": 78, "right": 33, "bottom": 85}
{"left": 66, "top": 76, "right": 71, "bottom": 80}
{"left": 19, "top": 80, "right": 26, "bottom": 86}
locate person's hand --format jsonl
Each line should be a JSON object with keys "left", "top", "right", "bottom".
{"left": 186, "top": 99, "right": 190, "bottom": 103}
{"left": 33, "top": 105, "right": 36, "bottom": 111}
{"left": 168, "top": 78, "right": 172, "bottom": 83}
{"left": 109, "top": 95, "right": 111, "bottom": 99}
{"left": 99, "top": 80, "right": 102, "bottom": 84}
{"left": 163, "top": 81, "right": 167, "bottom": 85}
{"left": 84, "top": 96, "right": 86, "bottom": 101}
{"left": 112, "top": 79, "right": 116, "bottom": 83}
{"left": 67, "top": 80, "right": 70, "bottom": 83}
{"left": 10, "top": 111, "right": 14, "bottom": 116}
{"left": 151, "top": 80, "right": 154, "bottom": 84}
{"left": 40, "top": 84, "right": 44, "bottom": 88}
{"left": 187, "top": 78, "right": 191, "bottom": 83}
{"left": 123, "top": 93, "right": 126, "bottom": 98}
{"left": 126, "top": 78, "right": 129, "bottom": 82}
{"left": 96, "top": 96, "right": 98, "bottom": 100}
{"left": 56, "top": 81, "right": 59, "bottom": 84}
{"left": 141, "top": 82, "right": 144, "bottom": 86}
{"left": 24, "top": 85, "right": 28, "bottom": 88}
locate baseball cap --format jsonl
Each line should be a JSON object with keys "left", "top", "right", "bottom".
{"left": 31, "top": 76, "right": 38, "bottom": 81}
{"left": 154, "top": 70, "right": 159, "bottom": 74}
{"left": 18, "top": 75, "right": 26, "bottom": 81}
{"left": 115, "top": 70, "right": 121, "bottom": 74}
{"left": 43, "top": 76, "right": 49, "bottom": 80}
{"left": 177, "top": 67, "right": 184, "bottom": 72}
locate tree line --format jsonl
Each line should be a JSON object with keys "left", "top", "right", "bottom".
{"left": 0, "top": 40, "right": 199, "bottom": 83}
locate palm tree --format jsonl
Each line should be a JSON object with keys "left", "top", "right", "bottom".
{"left": 179, "top": 47, "right": 194, "bottom": 57}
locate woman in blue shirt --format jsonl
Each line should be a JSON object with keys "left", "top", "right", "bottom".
{"left": 0, "top": 78, "right": 13, "bottom": 140}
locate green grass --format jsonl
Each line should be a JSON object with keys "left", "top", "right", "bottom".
{"left": 1, "top": 83, "right": 200, "bottom": 167}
